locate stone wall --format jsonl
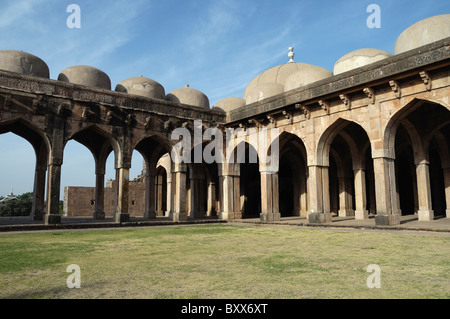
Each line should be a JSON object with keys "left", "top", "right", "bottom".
{"left": 64, "top": 180, "right": 146, "bottom": 218}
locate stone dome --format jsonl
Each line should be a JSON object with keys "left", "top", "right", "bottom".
{"left": 244, "top": 62, "right": 332, "bottom": 104}
{"left": 285, "top": 66, "right": 333, "bottom": 91}
{"left": 394, "top": 14, "right": 450, "bottom": 55}
{"left": 0, "top": 50, "right": 49, "bottom": 78}
{"left": 333, "top": 48, "right": 393, "bottom": 75}
{"left": 58, "top": 65, "right": 111, "bottom": 90}
{"left": 166, "top": 84, "right": 210, "bottom": 109}
{"left": 245, "top": 83, "right": 285, "bottom": 105}
{"left": 212, "top": 97, "right": 246, "bottom": 113}
{"left": 115, "top": 76, "right": 165, "bottom": 100}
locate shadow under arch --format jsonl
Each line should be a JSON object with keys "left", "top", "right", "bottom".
{"left": 228, "top": 141, "right": 260, "bottom": 218}
{"left": 270, "top": 131, "right": 309, "bottom": 217}
{"left": 133, "top": 133, "right": 173, "bottom": 219}
{"left": 315, "top": 117, "right": 374, "bottom": 219}
{"left": 0, "top": 118, "right": 50, "bottom": 220}
{"left": 384, "top": 98, "right": 450, "bottom": 219}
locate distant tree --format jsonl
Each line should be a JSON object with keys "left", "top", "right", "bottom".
{"left": 0, "top": 192, "right": 33, "bottom": 217}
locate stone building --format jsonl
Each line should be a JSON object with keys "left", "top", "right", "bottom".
{"left": 0, "top": 14, "right": 449, "bottom": 226}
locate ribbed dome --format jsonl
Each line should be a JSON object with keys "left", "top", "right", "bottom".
{"left": 212, "top": 97, "right": 246, "bottom": 113}
{"left": 334, "top": 48, "right": 392, "bottom": 75}
{"left": 166, "top": 84, "right": 210, "bottom": 109}
{"left": 0, "top": 50, "right": 49, "bottom": 78}
{"left": 115, "top": 76, "right": 165, "bottom": 100}
{"left": 395, "top": 14, "right": 450, "bottom": 55}
{"left": 58, "top": 65, "right": 111, "bottom": 90}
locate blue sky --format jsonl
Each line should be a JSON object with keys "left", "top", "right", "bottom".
{"left": 0, "top": 0, "right": 449, "bottom": 197}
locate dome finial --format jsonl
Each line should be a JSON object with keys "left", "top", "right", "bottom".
{"left": 288, "top": 47, "right": 295, "bottom": 63}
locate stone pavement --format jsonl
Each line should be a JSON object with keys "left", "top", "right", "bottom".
{"left": 0, "top": 214, "right": 449, "bottom": 233}
{"left": 230, "top": 214, "right": 450, "bottom": 233}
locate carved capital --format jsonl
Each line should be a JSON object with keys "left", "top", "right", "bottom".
{"left": 56, "top": 103, "right": 70, "bottom": 117}
{"left": 389, "top": 80, "right": 401, "bottom": 98}
{"left": 296, "top": 103, "right": 310, "bottom": 119}
{"left": 164, "top": 119, "right": 174, "bottom": 132}
{"left": 3, "top": 94, "right": 12, "bottom": 111}
{"left": 248, "top": 118, "right": 264, "bottom": 129}
{"left": 419, "top": 71, "right": 432, "bottom": 91}
{"left": 282, "top": 110, "right": 293, "bottom": 124}
{"left": 144, "top": 116, "right": 152, "bottom": 129}
{"left": 318, "top": 100, "right": 330, "bottom": 115}
{"left": 363, "top": 88, "right": 375, "bottom": 104}
{"left": 266, "top": 114, "right": 276, "bottom": 127}
{"left": 239, "top": 122, "right": 247, "bottom": 130}
{"left": 82, "top": 107, "right": 90, "bottom": 121}
{"left": 339, "top": 94, "right": 351, "bottom": 110}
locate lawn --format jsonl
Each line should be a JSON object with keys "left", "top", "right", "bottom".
{"left": 0, "top": 224, "right": 449, "bottom": 299}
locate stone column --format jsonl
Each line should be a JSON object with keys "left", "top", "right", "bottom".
{"left": 115, "top": 167, "right": 130, "bottom": 222}
{"left": 354, "top": 168, "right": 368, "bottom": 219}
{"left": 307, "top": 165, "right": 332, "bottom": 223}
{"left": 144, "top": 172, "right": 156, "bottom": 219}
{"left": 207, "top": 182, "right": 216, "bottom": 216}
{"left": 260, "top": 169, "right": 280, "bottom": 222}
{"left": 94, "top": 167, "right": 105, "bottom": 219}
{"left": 373, "top": 156, "right": 400, "bottom": 225}
{"left": 44, "top": 116, "right": 64, "bottom": 225}
{"left": 219, "top": 163, "right": 240, "bottom": 220}
{"left": 156, "top": 174, "right": 164, "bottom": 216}
{"left": 30, "top": 167, "right": 46, "bottom": 221}
{"left": 443, "top": 167, "right": 450, "bottom": 218}
{"left": 338, "top": 175, "right": 355, "bottom": 217}
{"left": 170, "top": 163, "right": 187, "bottom": 222}
{"left": 45, "top": 163, "right": 62, "bottom": 224}
{"left": 166, "top": 173, "right": 172, "bottom": 217}
{"left": 416, "top": 161, "right": 434, "bottom": 221}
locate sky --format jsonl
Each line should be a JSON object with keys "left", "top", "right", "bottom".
{"left": 0, "top": 0, "right": 449, "bottom": 197}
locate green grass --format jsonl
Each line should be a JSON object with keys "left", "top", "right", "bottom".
{"left": 0, "top": 224, "right": 449, "bottom": 299}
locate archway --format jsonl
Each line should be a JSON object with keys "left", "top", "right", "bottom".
{"left": 385, "top": 99, "right": 450, "bottom": 220}
{"left": 134, "top": 134, "right": 172, "bottom": 219}
{"left": 276, "top": 132, "right": 308, "bottom": 217}
{"left": 0, "top": 119, "right": 49, "bottom": 220}
{"left": 316, "top": 119, "right": 374, "bottom": 220}
{"left": 233, "top": 142, "right": 260, "bottom": 219}
{"left": 64, "top": 125, "right": 119, "bottom": 219}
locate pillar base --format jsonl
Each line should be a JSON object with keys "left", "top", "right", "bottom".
{"left": 169, "top": 212, "right": 188, "bottom": 222}
{"left": 144, "top": 211, "right": 157, "bottom": 219}
{"left": 219, "top": 211, "right": 240, "bottom": 220}
{"left": 114, "top": 213, "right": 130, "bottom": 223}
{"left": 93, "top": 211, "right": 105, "bottom": 220}
{"left": 44, "top": 214, "right": 61, "bottom": 225}
{"left": 31, "top": 210, "right": 44, "bottom": 221}
{"left": 418, "top": 210, "right": 434, "bottom": 221}
{"left": 446, "top": 210, "right": 450, "bottom": 218}
{"left": 355, "top": 210, "right": 369, "bottom": 220}
{"left": 308, "top": 212, "right": 332, "bottom": 224}
{"left": 260, "top": 212, "right": 280, "bottom": 222}
{"left": 375, "top": 214, "right": 400, "bottom": 226}
{"left": 338, "top": 209, "right": 355, "bottom": 217}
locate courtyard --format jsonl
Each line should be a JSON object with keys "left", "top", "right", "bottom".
{"left": 0, "top": 222, "right": 449, "bottom": 299}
